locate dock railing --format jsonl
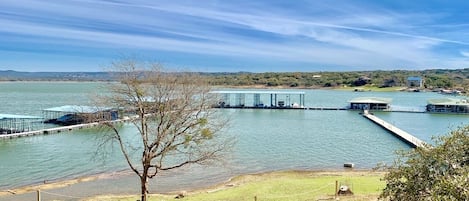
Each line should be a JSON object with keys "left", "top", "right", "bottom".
{"left": 0, "top": 116, "right": 136, "bottom": 139}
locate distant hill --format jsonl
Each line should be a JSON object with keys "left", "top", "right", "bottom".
{"left": 0, "top": 70, "right": 116, "bottom": 81}
{"left": 2, "top": 69, "right": 469, "bottom": 91}
{"left": 204, "top": 68, "right": 469, "bottom": 91}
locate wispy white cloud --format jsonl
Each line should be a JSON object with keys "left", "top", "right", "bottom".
{"left": 1, "top": 0, "right": 469, "bottom": 71}
{"left": 461, "top": 51, "right": 469, "bottom": 58}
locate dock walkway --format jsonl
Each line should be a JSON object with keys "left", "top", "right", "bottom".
{"left": 362, "top": 110, "right": 425, "bottom": 148}
{"left": 0, "top": 116, "right": 134, "bottom": 139}
{"left": 0, "top": 122, "right": 102, "bottom": 139}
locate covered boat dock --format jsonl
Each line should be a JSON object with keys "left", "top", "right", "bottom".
{"left": 426, "top": 98, "right": 469, "bottom": 113}
{"left": 0, "top": 114, "right": 42, "bottom": 134}
{"left": 211, "top": 90, "right": 305, "bottom": 109}
{"left": 349, "top": 97, "right": 392, "bottom": 111}
{"left": 43, "top": 105, "right": 118, "bottom": 125}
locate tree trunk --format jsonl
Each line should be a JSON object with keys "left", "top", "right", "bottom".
{"left": 140, "top": 175, "right": 148, "bottom": 201}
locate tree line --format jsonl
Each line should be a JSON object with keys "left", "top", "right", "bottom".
{"left": 2, "top": 69, "right": 469, "bottom": 90}
{"left": 204, "top": 68, "right": 469, "bottom": 90}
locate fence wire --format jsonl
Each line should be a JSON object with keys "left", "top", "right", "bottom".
{"left": 252, "top": 182, "right": 335, "bottom": 200}
{"left": 41, "top": 190, "right": 84, "bottom": 199}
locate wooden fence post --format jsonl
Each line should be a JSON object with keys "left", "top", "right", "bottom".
{"left": 37, "top": 190, "right": 41, "bottom": 201}
{"left": 335, "top": 180, "right": 338, "bottom": 199}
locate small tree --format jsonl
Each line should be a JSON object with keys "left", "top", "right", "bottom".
{"left": 380, "top": 126, "right": 469, "bottom": 200}
{"left": 99, "top": 60, "right": 232, "bottom": 201}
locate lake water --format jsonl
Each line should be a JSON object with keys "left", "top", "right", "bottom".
{"left": 0, "top": 82, "right": 468, "bottom": 200}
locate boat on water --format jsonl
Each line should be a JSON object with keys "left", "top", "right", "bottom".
{"left": 439, "top": 89, "right": 462, "bottom": 95}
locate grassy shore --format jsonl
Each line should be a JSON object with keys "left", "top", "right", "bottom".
{"left": 84, "top": 170, "right": 386, "bottom": 201}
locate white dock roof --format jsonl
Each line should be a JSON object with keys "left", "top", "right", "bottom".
{"left": 427, "top": 98, "right": 469, "bottom": 106}
{"left": 210, "top": 90, "right": 305, "bottom": 95}
{"left": 43, "top": 105, "right": 113, "bottom": 113}
{"left": 349, "top": 97, "right": 392, "bottom": 104}
{"left": 0, "top": 114, "right": 42, "bottom": 120}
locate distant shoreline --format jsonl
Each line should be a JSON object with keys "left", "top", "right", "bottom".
{"left": 1, "top": 69, "right": 467, "bottom": 92}
{"left": 0, "top": 80, "right": 117, "bottom": 83}
{"left": 0, "top": 80, "right": 429, "bottom": 93}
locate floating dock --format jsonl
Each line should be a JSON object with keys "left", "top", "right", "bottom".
{"left": 362, "top": 110, "right": 425, "bottom": 148}
{"left": 0, "top": 122, "right": 101, "bottom": 139}
{"left": 0, "top": 117, "right": 133, "bottom": 139}
{"left": 211, "top": 90, "right": 306, "bottom": 108}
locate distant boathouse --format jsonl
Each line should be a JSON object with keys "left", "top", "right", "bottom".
{"left": 426, "top": 98, "right": 469, "bottom": 113}
{"left": 43, "top": 105, "right": 119, "bottom": 126}
{"left": 0, "top": 114, "right": 42, "bottom": 134}
{"left": 210, "top": 90, "right": 305, "bottom": 109}
{"left": 349, "top": 97, "right": 391, "bottom": 110}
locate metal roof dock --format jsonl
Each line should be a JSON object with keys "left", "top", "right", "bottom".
{"left": 426, "top": 98, "right": 469, "bottom": 113}
{"left": 211, "top": 90, "right": 306, "bottom": 109}
{"left": 427, "top": 98, "right": 469, "bottom": 105}
{"left": 349, "top": 97, "right": 392, "bottom": 104}
{"left": 349, "top": 97, "right": 392, "bottom": 111}
{"left": 43, "top": 105, "right": 113, "bottom": 113}
{"left": 0, "top": 114, "right": 42, "bottom": 119}
{"left": 42, "top": 105, "right": 118, "bottom": 126}
{"left": 211, "top": 90, "right": 305, "bottom": 95}
{"left": 0, "top": 114, "right": 42, "bottom": 134}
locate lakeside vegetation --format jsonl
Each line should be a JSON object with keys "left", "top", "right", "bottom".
{"left": 84, "top": 171, "right": 385, "bottom": 201}
{"left": 207, "top": 69, "right": 469, "bottom": 91}
{"left": 2, "top": 69, "right": 469, "bottom": 92}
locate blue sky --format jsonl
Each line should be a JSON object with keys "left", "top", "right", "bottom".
{"left": 1, "top": 0, "right": 469, "bottom": 72}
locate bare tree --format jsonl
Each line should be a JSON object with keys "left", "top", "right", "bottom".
{"left": 98, "top": 59, "right": 232, "bottom": 201}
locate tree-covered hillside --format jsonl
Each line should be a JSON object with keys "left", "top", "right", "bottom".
{"left": 2, "top": 69, "right": 469, "bottom": 91}
{"left": 206, "top": 69, "right": 469, "bottom": 91}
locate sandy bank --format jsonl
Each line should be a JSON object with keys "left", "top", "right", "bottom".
{"left": 1, "top": 169, "right": 386, "bottom": 200}
{"left": 0, "top": 170, "right": 131, "bottom": 196}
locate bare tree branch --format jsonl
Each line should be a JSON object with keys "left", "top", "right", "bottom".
{"left": 101, "top": 122, "right": 141, "bottom": 177}
{"left": 94, "top": 59, "right": 233, "bottom": 201}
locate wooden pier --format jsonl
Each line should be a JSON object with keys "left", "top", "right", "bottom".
{"left": 362, "top": 110, "right": 425, "bottom": 148}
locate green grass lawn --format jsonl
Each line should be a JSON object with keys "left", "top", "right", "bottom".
{"left": 84, "top": 171, "right": 385, "bottom": 201}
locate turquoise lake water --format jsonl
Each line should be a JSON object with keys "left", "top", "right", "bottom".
{"left": 0, "top": 82, "right": 468, "bottom": 200}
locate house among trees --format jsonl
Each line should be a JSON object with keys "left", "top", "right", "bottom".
{"left": 407, "top": 76, "right": 423, "bottom": 88}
